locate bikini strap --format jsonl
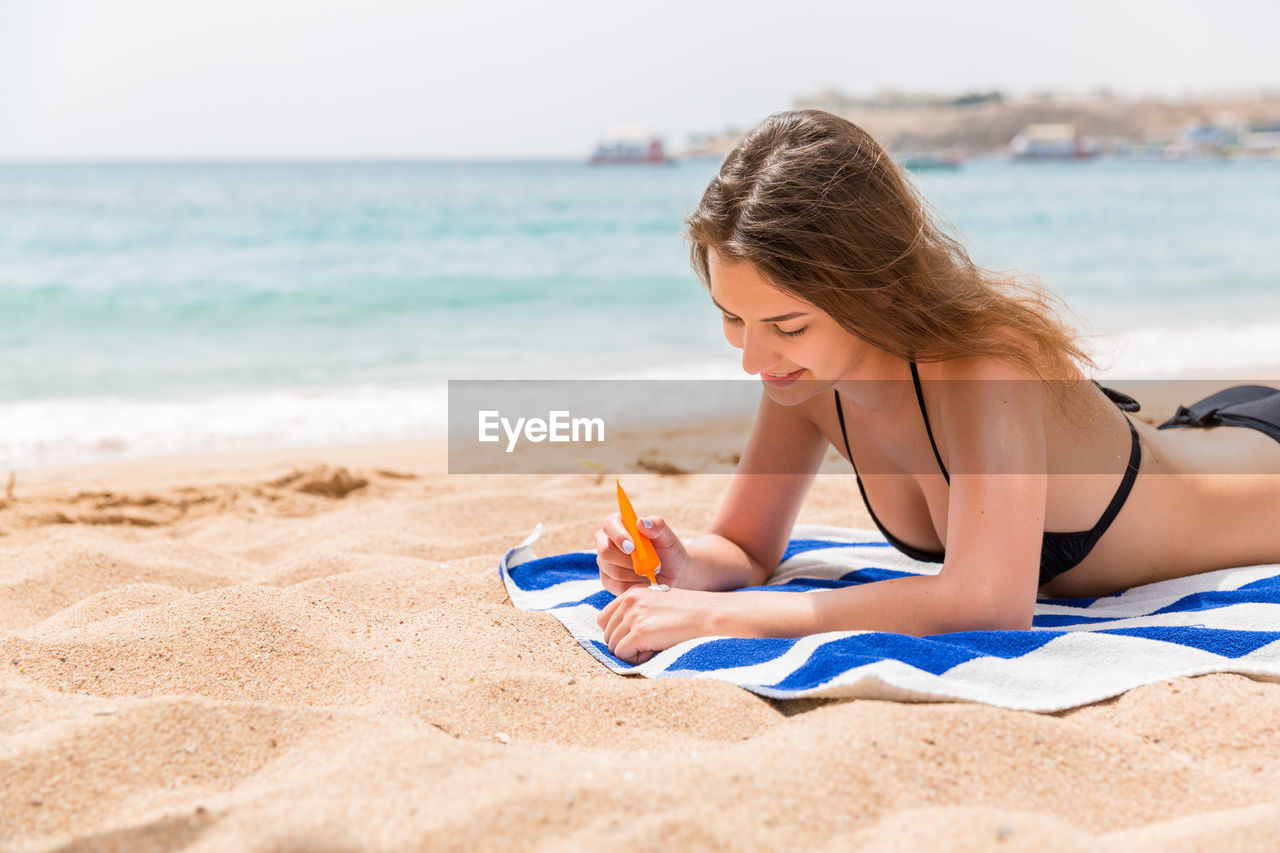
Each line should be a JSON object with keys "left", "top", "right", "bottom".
{"left": 1078, "top": 416, "right": 1142, "bottom": 553}
{"left": 834, "top": 389, "right": 892, "bottom": 531}
{"left": 834, "top": 389, "right": 857, "bottom": 474}
{"left": 910, "top": 361, "right": 950, "bottom": 484}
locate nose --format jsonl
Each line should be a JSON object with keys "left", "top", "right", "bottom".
{"left": 738, "top": 328, "right": 779, "bottom": 376}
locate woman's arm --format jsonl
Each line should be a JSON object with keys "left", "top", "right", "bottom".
{"left": 679, "top": 388, "right": 830, "bottom": 592}
{"left": 601, "top": 361, "right": 1048, "bottom": 665}
{"left": 710, "top": 358, "right": 1047, "bottom": 636}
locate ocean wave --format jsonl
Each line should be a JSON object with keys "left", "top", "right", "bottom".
{"left": 0, "top": 384, "right": 449, "bottom": 471}
{"left": 1087, "top": 322, "right": 1280, "bottom": 379}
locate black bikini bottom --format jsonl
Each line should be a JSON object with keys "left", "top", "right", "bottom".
{"left": 1156, "top": 384, "right": 1280, "bottom": 446}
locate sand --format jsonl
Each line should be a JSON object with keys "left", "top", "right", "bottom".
{"left": 4, "top": 384, "right": 1280, "bottom": 852}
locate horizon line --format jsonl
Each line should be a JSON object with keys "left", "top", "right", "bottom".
{"left": 0, "top": 155, "right": 622, "bottom": 166}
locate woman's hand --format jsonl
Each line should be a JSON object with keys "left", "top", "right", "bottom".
{"left": 593, "top": 513, "right": 692, "bottom": 595}
{"left": 597, "top": 586, "right": 721, "bottom": 665}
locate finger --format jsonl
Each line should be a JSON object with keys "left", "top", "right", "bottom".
{"left": 596, "top": 553, "right": 630, "bottom": 584}
{"left": 598, "top": 590, "right": 626, "bottom": 635}
{"left": 604, "top": 547, "right": 647, "bottom": 584}
{"left": 595, "top": 530, "right": 631, "bottom": 567}
{"left": 613, "top": 625, "right": 651, "bottom": 665}
{"left": 633, "top": 515, "right": 673, "bottom": 547}
{"left": 608, "top": 578, "right": 631, "bottom": 598}
{"left": 597, "top": 556, "right": 647, "bottom": 601}
{"left": 602, "top": 589, "right": 636, "bottom": 645}
{"left": 604, "top": 516, "right": 636, "bottom": 555}
{"left": 600, "top": 591, "right": 623, "bottom": 641}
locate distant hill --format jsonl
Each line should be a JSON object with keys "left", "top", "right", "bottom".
{"left": 681, "top": 89, "right": 1280, "bottom": 158}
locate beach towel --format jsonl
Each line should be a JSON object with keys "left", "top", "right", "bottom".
{"left": 498, "top": 524, "right": 1280, "bottom": 712}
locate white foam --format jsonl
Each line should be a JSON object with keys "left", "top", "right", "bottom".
{"left": 0, "top": 383, "right": 449, "bottom": 470}
{"left": 1085, "top": 322, "right": 1280, "bottom": 379}
{"left": 8, "top": 323, "right": 1276, "bottom": 471}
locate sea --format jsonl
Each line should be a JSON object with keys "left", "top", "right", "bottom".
{"left": 3, "top": 157, "right": 1279, "bottom": 469}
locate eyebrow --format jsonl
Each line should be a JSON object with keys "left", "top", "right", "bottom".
{"left": 710, "top": 297, "right": 810, "bottom": 324}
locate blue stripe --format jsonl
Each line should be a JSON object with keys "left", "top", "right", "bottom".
{"left": 537, "top": 589, "right": 616, "bottom": 611}
{"left": 505, "top": 552, "right": 597, "bottom": 591}
{"left": 1149, "top": 575, "right": 1280, "bottom": 616}
{"left": 1034, "top": 577, "right": 1280, "bottom": 626}
{"left": 839, "top": 567, "right": 918, "bottom": 584}
{"left": 668, "top": 636, "right": 804, "bottom": 672}
{"left": 1097, "top": 626, "right": 1280, "bottom": 658}
{"left": 740, "top": 568, "right": 921, "bottom": 592}
{"left": 761, "top": 629, "right": 1065, "bottom": 690}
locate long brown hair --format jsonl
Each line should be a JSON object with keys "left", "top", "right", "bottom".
{"left": 684, "top": 109, "right": 1098, "bottom": 414}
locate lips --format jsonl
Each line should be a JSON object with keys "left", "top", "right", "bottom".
{"left": 761, "top": 368, "right": 806, "bottom": 386}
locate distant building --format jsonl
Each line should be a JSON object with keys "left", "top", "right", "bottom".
{"left": 1009, "top": 124, "right": 1098, "bottom": 160}
{"left": 1240, "top": 128, "right": 1280, "bottom": 158}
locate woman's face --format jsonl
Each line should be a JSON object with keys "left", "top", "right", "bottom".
{"left": 707, "top": 248, "right": 881, "bottom": 404}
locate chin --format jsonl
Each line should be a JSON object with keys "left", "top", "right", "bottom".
{"left": 762, "top": 377, "right": 831, "bottom": 405}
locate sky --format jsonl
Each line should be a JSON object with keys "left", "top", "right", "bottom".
{"left": 1, "top": 0, "right": 1277, "bottom": 160}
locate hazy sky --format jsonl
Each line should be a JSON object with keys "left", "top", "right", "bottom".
{"left": 2, "top": 0, "right": 1277, "bottom": 160}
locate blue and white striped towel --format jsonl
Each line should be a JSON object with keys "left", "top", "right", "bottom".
{"left": 499, "top": 524, "right": 1280, "bottom": 712}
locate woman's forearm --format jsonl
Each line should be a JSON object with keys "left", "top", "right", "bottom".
{"left": 709, "top": 573, "right": 1024, "bottom": 638}
{"left": 677, "top": 533, "right": 773, "bottom": 592}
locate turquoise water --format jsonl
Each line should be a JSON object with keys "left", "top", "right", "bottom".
{"left": 3, "top": 158, "right": 1278, "bottom": 466}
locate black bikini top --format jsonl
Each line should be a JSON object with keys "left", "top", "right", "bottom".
{"left": 834, "top": 363, "right": 1142, "bottom": 587}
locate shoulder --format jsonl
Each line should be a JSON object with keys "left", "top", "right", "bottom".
{"left": 922, "top": 348, "right": 1048, "bottom": 473}
{"left": 923, "top": 350, "right": 1044, "bottom": 410}
{"left": 928, "top": 327, "right": 1042, "bottom": 383}
{"left": 931, "top": 356, "right": 1038, "bottom": 384}
{"left": 923, "top": 326, "right": 1046, "bottom": 412}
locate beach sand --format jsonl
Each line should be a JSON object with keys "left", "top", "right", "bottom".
{"left": 4, "top": 383, "right": 1280, "bottom": 852}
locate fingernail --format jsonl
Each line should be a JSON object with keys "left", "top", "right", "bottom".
{"left": 639, "top": 517, "right": 653, "bottom": 529}
{"left": 621, "top": 539, "right": 635, "bottom": 554}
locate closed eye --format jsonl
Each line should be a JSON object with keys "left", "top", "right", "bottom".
{"left": 721, "top": 314, "right": 808, "bottom": 338}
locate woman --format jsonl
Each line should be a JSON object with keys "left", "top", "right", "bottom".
{"left": 594, "top": 110, "right": 1280, "bottom": 665}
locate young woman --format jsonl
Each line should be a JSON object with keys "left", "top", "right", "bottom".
{"left": 594, "top": 110, "right": 1280, "bottom": 665}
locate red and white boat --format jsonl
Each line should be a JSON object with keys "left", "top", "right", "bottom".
{"left": 588, "top": 125, "right": 672, "bottom": 165}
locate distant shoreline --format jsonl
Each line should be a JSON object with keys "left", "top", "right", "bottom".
{"left": 685, "top": 90, "right": 1280, "bottom": 159}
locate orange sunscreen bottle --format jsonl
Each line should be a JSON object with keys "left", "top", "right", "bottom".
{"left": 616, "top": 479, "right": 660, "bottom": 585}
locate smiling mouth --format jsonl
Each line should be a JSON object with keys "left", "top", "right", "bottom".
{"left": 764, "top": 369, "right": 804, "bottom": 379}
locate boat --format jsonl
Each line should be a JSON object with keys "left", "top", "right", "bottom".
{"left": 1009, "top": 124, "right": 1098, "bottom": 160}
{"left": 588, "top": 125, "right": 672, "bottom": 165}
